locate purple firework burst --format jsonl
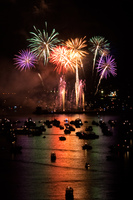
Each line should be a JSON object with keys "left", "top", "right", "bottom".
{"left": 95, "top": 55, "right": 117, "bottom": 95}
{"left": 14, "top": 49, "right": 37, "bottom": 71}
{"left": 97, "top": 55, "right": 117, "bottom": 79}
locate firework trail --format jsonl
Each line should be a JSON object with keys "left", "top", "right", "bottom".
{"left": 59, "top": 76, "right": 66, "bottom": 111}
{"left": 95, "top": 55, "right": 117, "bottom": 95}
{"left": 38, "top": 73, "right": 44, "bottom": 87}
{"left": 89, "top": 36, "right": 110, "bottom": 74}
{"left": 14, "top": 49, "right": 36, "bottom": 71}
{"left": 65, "top": 37, "right": 88, "bottom": 107}
{"left": 79, "top": 80, "right": 86, "bottom": 110}
{"left": 28, "top": 22, "right": 60, "bottom": 65}
{"left": 97, "top": 49, "right": 110, "bottom": 70}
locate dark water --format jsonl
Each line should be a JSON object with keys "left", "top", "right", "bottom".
{"left": 0, "top": 113, "right": 132, "bottom": 200}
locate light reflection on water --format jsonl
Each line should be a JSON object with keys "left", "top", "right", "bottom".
{"left": 2, "top": 113, "right": 130, "bottom": 200}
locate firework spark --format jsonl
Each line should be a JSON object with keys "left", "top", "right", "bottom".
{"left": 89, "top": 36, "right": 110, "bottom": 74}
{"left": 65, "top": 37, "right": 88, "bottom": 61}
{"left": 38, "top": 73, "right": 44, "bottom": 87}
{"left": 14, "top": 49, "right": 36, "bottom": 71}
{"left": 79, "top": 80, "right": 86, "bottom": 110}
{"left": 97, "top": 49, "right": 110, "bottom": 70}
{"left": 65, "top": 37, "right": 88, "bottom": 107}
{"left": 50, "top": 46, "right": 76, "bottom": 74}
{"left": 28, "top": 22, "right": 60, "bottom": 64}
{"left": 95, "top": 55, "right": 117, "bottom": 95}
{"left": 59, "top": 76, "right": 66, "bottom": 111}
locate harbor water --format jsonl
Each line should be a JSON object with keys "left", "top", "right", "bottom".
{"left": 0, "top": 113, "right": 132, "bottom": 200}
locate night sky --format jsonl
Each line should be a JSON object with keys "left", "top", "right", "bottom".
{"left": 0, "top": 0, "right": 133, "bottom": 99}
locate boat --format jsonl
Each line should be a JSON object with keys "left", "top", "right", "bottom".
{"left": 85, "top": 162, "right": 90, "bottom": 169}
{"left": 65, "top": 186, "right": 74, "bottom": 200}
{"left": 44, "top": 120, "right": 52, "bottom": 128}
{"left": 70, "top": 120, "right": 75, "bottom": 125}
{"left": 51, "top": 152, "right": 56, "bottom": 162}
{"left": 64, "top": 128, "right": 71, "bottom": 134}
{"left": 64, "top": 118, "right": 69, "bottom": 123}
{"left": 39, "top": 125, "right": 46, "bottom": 132}
{"left": 52, "top": 119, "right": 60, "bottom": 127}
{"left": 75, "top": 118, "right": 83, "bottom": 125}
{"left": 69, "top": 125, "right": 75, "bottom": 131}
{"left": 84, "top": 120, "right": 88, "bottom": 123}
{"left": 47, "top": 124, "right": 52, "bottom": 128}
{"left": 24, "top": 118, "right": 36, "bottom": 128}
{"left": 59, "top": 125, "right": 64, "bottom": 129}
{"left": 70, "top": 118, "right": 83, "bottom": 128}
{"left": 76, "top": 131, "right": 84, "bottom": 137}
{"left": 59, "top": 136, "right": 66, "bottom": 141}
{"left": 108, "top": 120, "right": 117, "bottom": 127}
{"left": 82, "top": 143, "right": 92, "bottom": 150}
{"left": 77, "top": 131, "right": 99, "bottom": 139}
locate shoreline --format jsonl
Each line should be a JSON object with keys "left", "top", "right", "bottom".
{"left": 0, "top": 108, "right": 132, "bottom": 118}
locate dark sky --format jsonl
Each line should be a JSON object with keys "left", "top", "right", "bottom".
{"left": 0, "top": 0, "right": 133, "bottom": 96}
{"left": 1, "top": 0, "right": 132, "bottom": 55}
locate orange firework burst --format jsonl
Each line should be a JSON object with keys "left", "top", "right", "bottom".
{"left": 50, "top": 46, "right": 77, "bottom": 74}
{"left": 64, "top": 37, "right": 88, "bottom": 65}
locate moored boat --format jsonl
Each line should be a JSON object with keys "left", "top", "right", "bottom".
{"left": 76, "top": 131, "right": 99, "bottom": 139}
{"left": 82, "top": 143, "right": 92, "bottom": 150}
{"left": 64, "top": 129, "right": 71, "bottom": 134}
{"left": 65, "top": 186, "right": 74, "bottom": 200}
{"left": 85, "top": 162, "right": 90, "bottom": 169}
{"left": 51, "top": 152, "right": 56, "bottom": 162}
{"left": 59, "top": 136, "right": 66, "bottom": 140}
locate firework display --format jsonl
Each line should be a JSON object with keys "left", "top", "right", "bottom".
{"left": 95, "top": 55, "right": 117, "bottom": 95}
{"left": 65, "top": 37, "right": 88, "bottom": 107}
{"left": 28, "top": 22, "right": 60, "bottom": 64}
{"left": 64, "top": 37, "right": 88, "bottom": 70}
{"left": 97, "top": 55, "right": 117, "bottom": 78}
{"left": 14, "top": 22, "right": 117, "bottom": 111}
{"left": 14, "top": 49, "right": 36, "bottom": 71}
{"left": 89, "top": 36, "right": 110, "bottom": 74}
{"left": 50, "top": 46, "right": 76, "bottom": 74}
